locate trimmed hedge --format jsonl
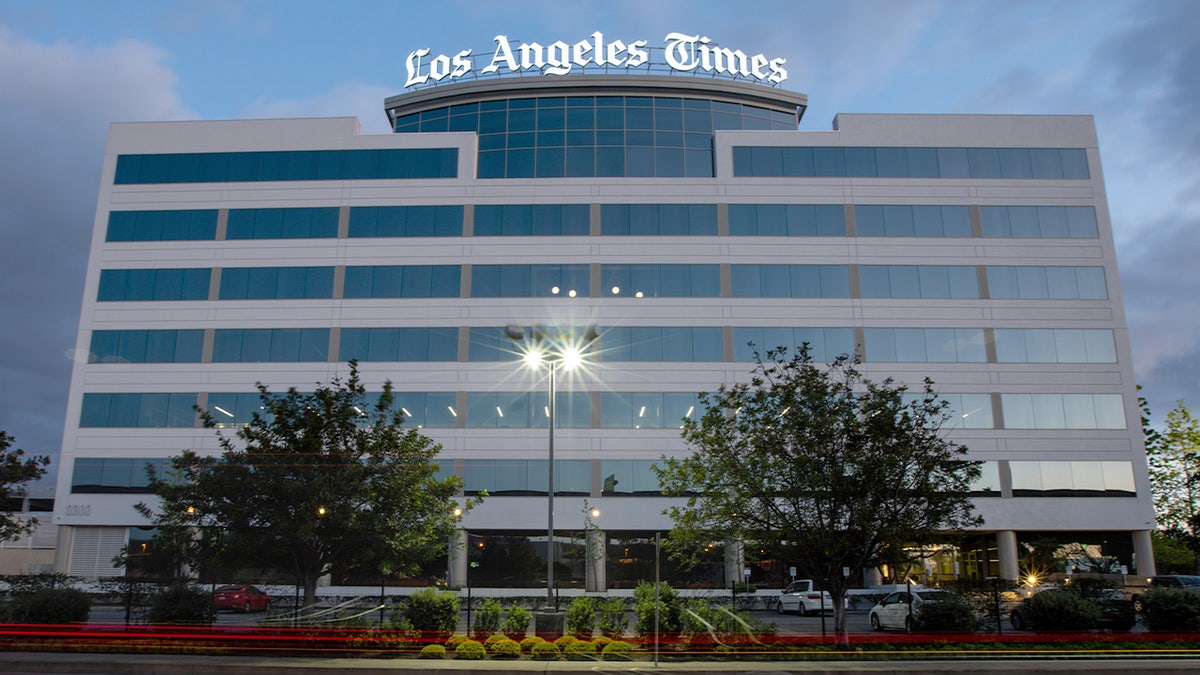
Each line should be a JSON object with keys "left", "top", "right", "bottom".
{"left": 531, "top": 641, "right": 560, "bottom": 660}
{"left": 602, "top": 639, "right": 633, "bottom": 661}
{"left": 418, "top": 644, "right": 445, "bottom": 659}
{"left": 454, "top": 639, "right": 485, "bottom": 660}
{"left": 1141, "top": 588, "right": 1200, "bottom": 631}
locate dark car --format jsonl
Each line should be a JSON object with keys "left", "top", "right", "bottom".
{"left": 1009, "top": 588, "right": 1134, "bottom": 631}
{"left": 1131, "top": 575, "right": 1200, "bottom": 612}
{"left": 212, "top": 584, "right": 271, "bottom": 613}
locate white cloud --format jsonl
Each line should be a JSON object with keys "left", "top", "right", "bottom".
{"left": 0, "top": 26, "right": 192, "bottom": 466}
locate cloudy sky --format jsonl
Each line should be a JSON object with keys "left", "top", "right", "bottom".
{"left": 1, "top": 0, "right": 1196, "bottom": 477}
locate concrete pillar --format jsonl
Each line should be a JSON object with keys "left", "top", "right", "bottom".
{"left": 724, "top": 540, "right": 744, "bottom": 587}
{"left": 997, "top": 530, "right": 1019, "bottom": 581}
{"left": 1132, "top": 529, "right": 1156, "bottom": 578}
{"left": 585, "top": 528, "right": 606, "bottom": 592}
{"left": 53, "top": 525, "right": 73, "bottom": 574}
{"left": 864, "top": 566, "right": 883, "bottom": 588}
{"left": 447, "top": 528, "right": 468, "bottom": 587}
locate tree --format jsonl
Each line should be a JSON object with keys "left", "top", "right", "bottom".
{"left": 1145, "top": 398, "right": 1200, "bottom": 571}
{"left": 0, "top": 431, "right": 50, "bottom": 542}
{"left": 655, "top": 347, "right": 981, "bottom": 639}
{"left": 137, "top": 361, "right": 468, "bottom": 605}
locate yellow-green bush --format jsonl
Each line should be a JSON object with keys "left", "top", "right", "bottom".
{"left": 520, "top": 635, "right": 545, "bottom": 652}
{"left": 531, "top": 641, "right": 560, "bottom": 661}
{"left": 602, "top": 640, "right": 633, "bottom": 661}
{"left": 491, "top": 638, "right": 521, "bottom": 659}
{"left": 418, "top": 644, "right": 445, "bottom": 659}
{"left": 454, "top": 639, "right": 486, "bottom": 660}
{"left": 564, "top": 639, "right": 597, "bottom": 661}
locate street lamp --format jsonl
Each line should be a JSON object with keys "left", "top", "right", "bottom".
{"left": 505, "top": 324, "right": 597, "bottom": 608}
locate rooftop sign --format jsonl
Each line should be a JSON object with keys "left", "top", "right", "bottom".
{"left": 404, "top": 31, "right": 788, "bottom": 89}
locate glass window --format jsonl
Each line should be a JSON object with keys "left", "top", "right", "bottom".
{"left": 600, "top": 392, "right": 702, "bottom": 429}
{"left": 89, "top": 329, "right": 204, "bottom": 363}
{"left": 1011, "top": 461, "right": 1135, "bottom": 496}
{"left": 218, "top": 266, "right": 333, "bottom": 300}
{"left": 600, "top": 327, "right": 724, "bottom": 361}
{"left": 470, "top": 264, "right": 589, "bottom": 297}
{"left": 733, "top": 147, "right": 1089, "bottom": 179}
{"left": 343, "top": 265, "right": 461, "bottom": 298}
{"left": 986, "top": 266, "right": 1108, "bottom": 299}
{"left": 339, "top": 327, "right": 458, "bottom": 361}
{"left": 1001, "top": 394, "right": 1125, "bottom": 429}
{"left": 600, "top": 460, "right": 663, "bottom": 495}
{"left": 994, "top": 329, "right": 1116, "bottom": 363}
{"left": 116, "top": 149, "right": 458, "bottom": 183}
{"left": 80, "top": 393, "right": 197, "bottom": 427}
{"left": 981, "top": 206, "right": 1099, "bottom": 239}
{"left": 601, "top": 264, "right": 720, "bottom": 298}
{"left": 860, "top": 266, "right": 979, "bottom": 299}
{"left": 97, "top": 269, "right": 211, "bottom": 302}
{"left": 733, "top": 327, "right": 854, "bottom": 362}
{"left": 212, "top": 328, "right": 329, "bottom": 362}
{"left": 348, "top": 205, "right": 463, "bottom": 237}
{"left": 106, "top": 210, "right": 218, "bottom": 242}
{"left": 226, "top": 208, "right": 338, "bottom": 239}
{"left": 473, "top": 204, "right": 589, "bottom": 236}
{"left": 729, "top": 265, "right": 851, "bottom": 298}
{"left": 71, "top": 457, "right": 169, "bottom": 493}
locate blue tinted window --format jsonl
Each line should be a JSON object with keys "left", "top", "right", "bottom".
{"left": 463, "top": 460, "right": 590, "bottom": 495}
{"left": 855, "top": 205, "right": 971, "bottom": 237}
{"left": 600, "top": 264, "right": 720, "bottom": 298}
{"left": 860, "top": 265, "right": 979, "bottom": 299}
{"left": 339, "top": 327, "right": 459, "bottom": 361}
{"left": 226, "top": 208, "right": 339, "bottom": 239}
{"left": 728, "top": 204, "right": 845, "bottom": 236}
{"left": 348, "top": 205, "right": 463, "bottom": 237}
{"left": 218, "top": 267, "right": 333, "bottom": 299}
{"left": 600, "top": 392, "right": 702, "bottom": 429}
{"left": 466, "top": 392, "right": 589, "bottom": 429}
{"left": 864, "top": 328, "right": 986, "bottom": 362}
{"left": 471, "top": 264, "right": 590, "bottom": 297}
{"left": 733, "top": 147, "right": 1090, "bottom": 179}
{"left": 71, "top": 457, "right": 170, "bottom": 493}
{"left": 473, "top": 204, "right": 589, "bottom": 236}
{"left": 98, "top": 269, "right": 211, "bottom": 301}
{"left": 115, "top": 149, "right": 458, "bottom": 183}
{"left": 733, "top": 327, "right": 855, "bottom": 361}
{"left": 89, "top": 329, "right": 204, "bottom": 363}
{"left": 80, "top": 393, "right": 197, "bottom": 427}
{"left": 600, "top": 327, "right": 724, "bottom": 361}
{"left": 342, "top": 265, "right": 461, "bottom": 298}
{"left": 980, "top": 206, "right": 1098, "bottom": 238}
{"left": 213, "top": 328, "right": 329, "bottom": 362}
{"left": 206, "top": 392, "right": 270, "bottom": 427}
{"left": 107, "top": 210, "right": 217, "bottom": 241}
{"left": 600, "top": 204, "right": 718, "bottom": 235}
{"left": 986, "top": 266, "right": 1108, "bottom": 299}
{"left": 994, "top": 328, "right": 1116, "bottom": 363}
{"left": 729, "top": 265, "right": 851, "bottom": 298}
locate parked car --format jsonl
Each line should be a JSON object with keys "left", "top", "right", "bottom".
{"left": 776, "top": 579, "right": 833, "bottom": 615}
{"left": 1009, "top": 588, "right": 1135, "bottom": 631}
{"left": 869, "top": 589, "right": 954, "bottom": 631}
{"left": 212, "top": 584, "right": 271, "bottom": 613}
{"left": 1132, "top": 575, "right": 1200, "bottom": 612}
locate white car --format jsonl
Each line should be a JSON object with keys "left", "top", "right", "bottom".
{"left": 868, "top": 589, "right": 954, "bottom": 631}
{"left": 776, "top": 579, "right": 833, "bottom": 615}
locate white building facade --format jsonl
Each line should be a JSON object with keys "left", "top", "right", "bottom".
{"left": 52, "top": 71, "right": 1155, "bottom": 587}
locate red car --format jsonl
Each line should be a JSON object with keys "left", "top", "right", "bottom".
{"left": 212, "top": 584, "right": 271, "bottom": 612}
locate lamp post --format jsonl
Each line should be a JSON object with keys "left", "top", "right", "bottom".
{"left": 505, "top": 325, "right": 596, "bottom": 611}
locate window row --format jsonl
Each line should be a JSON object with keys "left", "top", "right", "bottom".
{"left": 96, "top": 264, "right": 1111, "bottom": 301}
{"left": 87, "top": 327, "right": 1116, "bottom": 365}
{"left": 733, "top": 146, "right": 1090, "bottom": 179}
{"left": 114, "top": 149, "right": 459, "bottom": 184}
{"left": 105, "top": 204, "right": 1100, "bottom": 241}
{"left": 78, "top": 390, "right": 1127, "bottom": 430}
{"left": 68, "top": 455, "right": 1135, "bottom": 498}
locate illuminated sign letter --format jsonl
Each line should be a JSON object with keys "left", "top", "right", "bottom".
{"left": 544, "top": 40, "right": 572, "bottom": 75}
{"left": 663, "top": 32, "right": 704, "bottom": 71}
{"left": 483, "top": 35, "right": 519, "bottom": 74}
{"left": 405, "top": 48, "right": 431, "bottom": 87}
{"left": 625, "top": 39, "right": 649, "bottom": 68}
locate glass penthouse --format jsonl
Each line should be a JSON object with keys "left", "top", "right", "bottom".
{"left": 53, "top": 57, "right": 1154, "bottom": 588}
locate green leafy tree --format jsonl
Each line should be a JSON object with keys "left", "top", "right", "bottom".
{"left": 1145, "top": 397, "right": 1200, "bottom": 570}
{"left": 137, "top": 362, "right": 468, "bottom": 605}
{"left": 656, "top": 348, "right": 981, "bottom": 640}
{"left": 0, "top": 431, "right": 50, "bottom": 542}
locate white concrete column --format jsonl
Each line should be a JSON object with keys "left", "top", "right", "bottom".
{"left": 53, "top": 525, "right": 73, "bottom": 574}
{"left": 864, "top": 566, "right": 883, "bottom": 588}
{"left": 997, "top": 530, "right": 1020, "bottom": 581}
{"left": 1133, "top": 529, "right": 1156, "bottom": 577}
{"left": 585, "top": 528, "right": 606, "bottom": 592}
{"left": 447, "top": 528, "right": 468, "bottom": 587}
{"left": 724, "top": 540, "right": 744, "bottom": 587}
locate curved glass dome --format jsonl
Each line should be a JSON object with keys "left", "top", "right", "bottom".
{"left": 386, "top": 76, "right": 806, "bottom": 179}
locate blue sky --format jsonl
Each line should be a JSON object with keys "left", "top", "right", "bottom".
{"left": 1, "top": 0, "right": 1197, "bottom": 475}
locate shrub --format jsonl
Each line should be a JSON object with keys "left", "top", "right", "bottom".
{"left": 565, "top": 596, "right": 597, "bottom": 637}
{"left": 1141, "top": 588, "right": 1200, "bottom": 631}
{"left": 593, "top": 635, "right": 613, "bottom": 649}
{"left": 473, "top": 597, "right": 502, "bottom": 637}
{"left": 146, "top": 583, "right": 214, "bottom": 625}
{"left": 1024, "top": 590, "right": 1101, "bottom": 630}
{"left": 491, "top": 637, "right": 521, "bottom": 659}
{"left": 602, "top": 639, "right": 633, "bottom": 661}
{"left": 483, "top": 633, "right": 507, "bottom": 651}
{"left": 445, "top": 634, "right": 467, "bottom": 650}
{"left": 418, "top": 644, "right": 445, "bottom": 659}
{"left": 406, "top": 588, "right": 460, "bottom": 637}
{"left": 553, "top": 634, "right": 578, "bottom": 649}
{"left": 454, "top": 639, "right": 486, "bottom": 660}
{"left": 531, "top": 641, "right": 560, "bottom": 660}
{"left": 633, "top": 581, "right": 680, "bottom": 641}
{"left": 914, "top": 596, "right": 976, "bottom": 631}
{"left": 597, "top": 597, "right": 628, "bottom": 637}
{"left": 564, "top": 639, "right": 597, "bottom": 661}
{"left": 502, "top": 603, "right": 530, "bottom": 639}
{"left": 6, "top": 587, "right": 92, "bottom": 624}
{"left": 520, "top": 635, "right": 545, "bottom": 652}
